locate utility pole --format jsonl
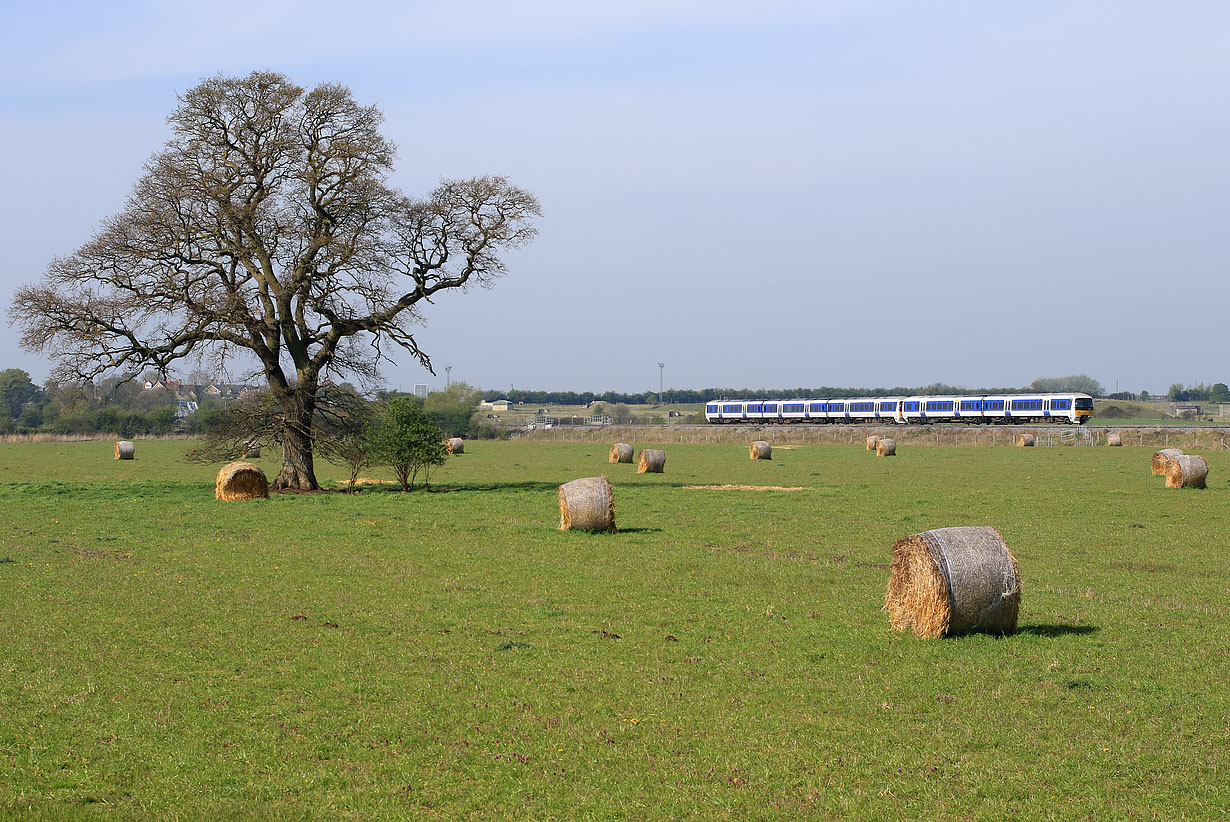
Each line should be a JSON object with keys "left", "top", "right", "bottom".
{"left": 658, "top": 362, "right": 665, "bottom": 403}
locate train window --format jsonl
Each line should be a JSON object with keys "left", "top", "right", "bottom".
{"left": 723, "top": 405, "right": 741, "bottom": 413}
{"left": 748, "top": 404, "right": 761, "bottom": 413}
{"left": 764, "top": 404, "right": 777, "bottom": 412}
{"left": 706, "top": 405, "right": 717, "bottom": 413}
{"left": 810, "top": 403, "right": 823, "bottom": 412}
{"left": 784, "top": 404, "right": 804, "bottom": 413}
{"left": 880, "top": 402, "right": 896, "bottom": 411}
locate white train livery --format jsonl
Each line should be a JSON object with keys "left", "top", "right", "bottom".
{"left": 704, "top": 393, "right": 1094, "bottom": 425}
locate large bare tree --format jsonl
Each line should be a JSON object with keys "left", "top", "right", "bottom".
{"left": 11, "top": 72, "right": 539, "bottom": 490}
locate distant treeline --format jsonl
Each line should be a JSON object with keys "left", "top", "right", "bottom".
{"left": 484, "top": 376, "right": 1110, "bottom": 406}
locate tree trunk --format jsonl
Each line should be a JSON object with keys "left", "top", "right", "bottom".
{"left": 273, "top": 408, "right": 319, "bottom": 490}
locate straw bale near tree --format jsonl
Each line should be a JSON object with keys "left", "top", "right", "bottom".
{"left": 886, "top": 526, "right": 1021, "bottom": 639}
{"left": 215, "top": 462, "right": 269, "bottom": 501}
{"left": 447, "top": 438, "right": 464, "bottom": 455}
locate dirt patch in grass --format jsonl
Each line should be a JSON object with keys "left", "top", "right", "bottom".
{"left": 60, "top": 545, "right": 135, "bottom": 561}
{"left": 684, "top": 484, "right": 806, "bottom": 491}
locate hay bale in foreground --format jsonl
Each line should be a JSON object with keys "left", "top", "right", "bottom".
{"left": 609, "top": 443, "right": 634, "bottom": 463}
{"left": 215, "top": 461, "right": 269, "bottom": 501}
{"left": 637, "top": 449, "right": 666, "bottom": 473}
{"left": 1164, "top": 455, "right": 1208, "bottom": 489}
{"left": 114, "top": 441, "right": 134, "bottom": 460}
{"left": 1016, "top": 434, "right": 1035, "bottom": 447}
{"left": 1152, "top": 448, "right": 1183, "bottom": 475}
{"left": 865, "top": 435, "right": 880, "bottom": 451}
{"left": 886, "top": 526, "right": 1021, "bottom": 639}
{"left": 447, "top": 438, "right": 464, "bottom": 455}
{"left": 241, "top": 441, "right": 261, "bottom": 459}
{"left": 558, "top": 476, "right": 616, "bottom": 532}
{"left": 876, "top": 438, "right": 897, "bottom": 457}
{"left": 1106, "top": 432, "right": 1122, "bottom": 447}
{"left": 750, "top": 441, "right": 772, "bottom": 460}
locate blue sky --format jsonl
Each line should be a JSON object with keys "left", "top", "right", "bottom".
{"left": 2, "top": 1, "right": 1227, "bottom": 395}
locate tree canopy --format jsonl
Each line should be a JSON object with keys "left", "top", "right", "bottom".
{"left": 10, "top": 72, "right": 539, "bottom": 489}
{"left": 1028, "top": 375, "right": 1105, "bottom": 396}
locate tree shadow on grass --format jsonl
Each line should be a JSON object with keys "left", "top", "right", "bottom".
{"left": 407, "top": 480, "right": 713, "bottom": 493}
{"left": 351, "top": 481, "right": 565, "bottom": 494}
{"left": 1015, "top": 624, "right": 1099, "bottom": 638}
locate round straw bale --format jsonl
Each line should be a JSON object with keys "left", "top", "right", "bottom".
{"left": 865, "top": 435, "right": 880, "bottom": 451}
{"left": 240, "top": 441, "right": 261, "bottom": 459}
{"left": 558, "top": 476, "right": 616, "bottom": 532}
{"left": 1106, "top": 432, "right": 1122, "bottom": 447}
{"left": 876, "top": 438, "right": 897, "bottom": 457}
{"left": 885, "top": 526, "right": 1021, "bottom": 639}
{"left": 215, "top": 461, "right": 269, "bottom": 501}
{"left": 637, "top": 449, "right": 666, "bottom": 473}
{"left": 447, "top": 438, "right": 464, "bottom": 454}
{"left": 609, "top": 443, "right": 634, "bottom": 463}
{"left": 1152, "top": 448, "right": 1183, "bottom": 475}
{"left": 750, "top": 441, "right": 772, "bottom": 460}
{"left": 1016, "top": 433, "right": 1035, "bottom": 447}
{"left": 1164, "top": 454, "right": 1208, "bottom": 489}
{"left": 114, "top": 441, "right": 135, "bottom": 460}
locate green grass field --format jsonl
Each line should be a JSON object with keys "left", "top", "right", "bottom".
{"left": 2, "top": 440, "right": 1228, "bottom": 819}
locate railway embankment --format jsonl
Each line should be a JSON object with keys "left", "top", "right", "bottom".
{"left": 515, "top": 424, "right": 1230, "bottom": 449}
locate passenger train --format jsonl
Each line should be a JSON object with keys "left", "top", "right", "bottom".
{"left": 704, "top": 393, "right": 1094, "bottom": 425}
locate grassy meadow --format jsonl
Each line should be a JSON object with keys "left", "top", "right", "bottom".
{"left": 1, "top": 439, "right": 1228, "bottom": 819}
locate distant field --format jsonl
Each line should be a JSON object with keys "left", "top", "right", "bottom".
{"left": 2, "top": 440, "right": 1228, "bottom": 817}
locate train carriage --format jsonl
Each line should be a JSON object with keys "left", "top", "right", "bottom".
{"left": 706, "top": 393, "right": 1092, "bottom": 425}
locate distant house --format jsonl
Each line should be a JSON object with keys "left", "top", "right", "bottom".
{"left": 1171, "top": 403, "right": 1202, "bottom": 419}
{"left": 142, "top": 379, "right": 182, "bottom": 393}
{"left": 480, "top": 398, "right": 513, "bottom": 412}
